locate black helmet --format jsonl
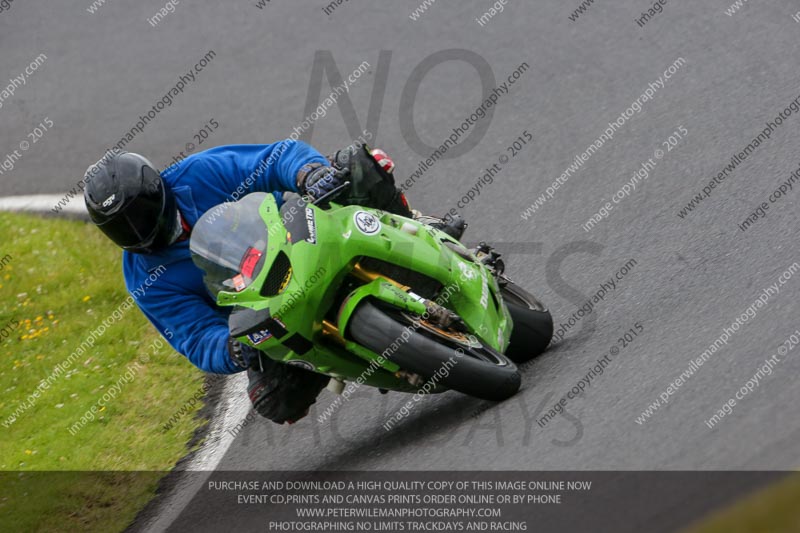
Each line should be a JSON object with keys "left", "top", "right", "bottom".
{"left": 83, "top": 151, "right": 179, "bottom": 254}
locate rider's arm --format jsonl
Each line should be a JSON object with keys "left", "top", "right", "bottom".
{"left": 124, "top": 258, "right": 242, "bottom": 375}
{"left": 191, "top": 140, "right": 329, "bottom": 196}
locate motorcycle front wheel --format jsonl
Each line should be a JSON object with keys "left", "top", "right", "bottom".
{"left": 348, "top": 301, "right": 521, "bottom": 401}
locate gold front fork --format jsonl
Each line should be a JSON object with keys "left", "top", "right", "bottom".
{"left": 320, "top": 261, "right": 410, "bottom": 346}
{"left": 349, "top": 262, "right": 410, "bottom": 291}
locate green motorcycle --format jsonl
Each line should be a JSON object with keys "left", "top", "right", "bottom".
{"left": 190, "top": 186, "right": 553, "bottom": 402}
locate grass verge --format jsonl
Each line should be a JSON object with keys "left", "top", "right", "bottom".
{"left": 682, "top": 473, "right": 800, "bottom": 533}
{"left": 0, "top": 213, "right": 211, "bottom": 532}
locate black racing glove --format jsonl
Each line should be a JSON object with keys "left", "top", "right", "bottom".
{"left": 229, "top": 338, "right": 329, "bottom": 424}
{"left": 325, "top": 144, "right": 412, "bottom": 217}
{"left": 247, "top": 362, "right": 330, "bottom": 424}
{"left": 297, "top": 163, "right": 349, "bottom": 200}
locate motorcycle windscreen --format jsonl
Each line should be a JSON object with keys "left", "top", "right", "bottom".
{"left": 190, "top": 192, "right": 269, "bottom": 297}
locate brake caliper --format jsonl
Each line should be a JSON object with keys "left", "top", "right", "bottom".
{"left": 423, "top": 300, "right": 468, "bottom": 332}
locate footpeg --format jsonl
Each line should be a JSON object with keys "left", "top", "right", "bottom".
{"left": 327, "top": 379, "right": 345, "bottom": 395}
{"left": 474, "top": 242, "right": 505, "bottom": 275}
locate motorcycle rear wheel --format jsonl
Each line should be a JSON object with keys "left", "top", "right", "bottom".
{"left": 499, "top": 278, "right": 554, "bottom": 364}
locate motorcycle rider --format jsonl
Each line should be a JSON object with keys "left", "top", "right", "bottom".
{"left": 83, "top": 139, "right": 465, "bottom": 424}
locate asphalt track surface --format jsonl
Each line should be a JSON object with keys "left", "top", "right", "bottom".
{"left": 2, "top": 1, "right": 800, "bottom": 531}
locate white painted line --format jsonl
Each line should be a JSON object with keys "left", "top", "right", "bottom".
{"left": 134, "top": 372, "right": 250, "bottom": 533}
{"left": 0, "top": 194, "right": 88, "bottom": 218}
{"left": 184, "top": 372, "right": 250, "bottom": 472}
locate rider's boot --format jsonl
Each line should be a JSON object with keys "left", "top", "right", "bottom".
{"left": 328, "top": 144, "right": 468, "bottom": 241}
{"left": 411, "top": 210, "right": 468, "bottom": 241}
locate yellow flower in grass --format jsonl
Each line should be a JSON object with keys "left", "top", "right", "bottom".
{"left": 82, "top": 296, "right": 91, "bottom": 302}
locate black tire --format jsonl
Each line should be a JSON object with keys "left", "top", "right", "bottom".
{"left": 349, "top": 301, "right": 521, "bottom": 401}
{"left": 500, "top": 279, "right": 554, "bottom": 364}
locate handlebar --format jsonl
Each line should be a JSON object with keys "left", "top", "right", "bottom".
{"left": 310, "top": 180, "right": 351, "bottom": 207}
